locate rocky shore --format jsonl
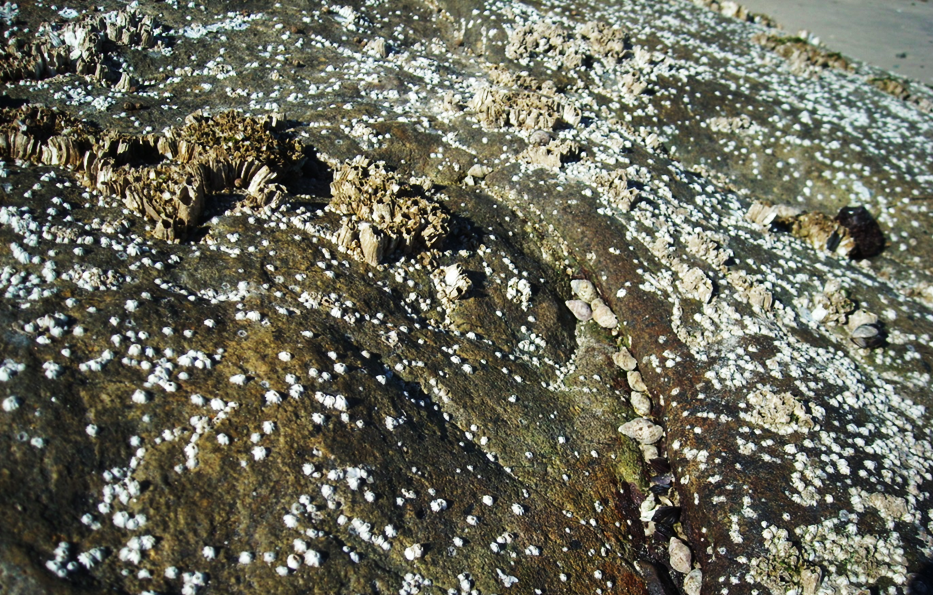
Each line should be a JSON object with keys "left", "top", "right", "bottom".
{"left": 1, "top": 1, "right": 932, "bottom": 594}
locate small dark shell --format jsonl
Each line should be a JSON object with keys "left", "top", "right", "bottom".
{"left": 650, "top": 473, "right": 673, "bottom": 495}
{"left": 652, "top": 505, "right": 681, "bottom": 527}
{"left": 654, "top": 521, "right": 675, "bottom": 539}
{"left": 850, "top": 324, "right": 884, "bottom": 349}
{"left": 836, "top": 206, "right": 884, "bottom": 259}
{"left": 649, "top": 458, "right": 672, "bottom": 475}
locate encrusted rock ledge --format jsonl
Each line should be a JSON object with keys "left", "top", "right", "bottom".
{"left": 1, "top": 1, "right": 932, "bottom": 595}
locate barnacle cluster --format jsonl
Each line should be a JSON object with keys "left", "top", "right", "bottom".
{"left": 330, "top": 156, "right": 450, "bottom": 265}
{"left": 869, "top": 77, "right": 933, "bottom": 113}
{"left": 0, "top": 8, "right": 162, "bottom": 89}
{"left": 505, "top": 20, "right": 629, "bottom": 68}
{"left": 753, "top": 34, "right": 853, "bottom": 78}
{"left": 0, "top": 106, "right": 303, "bottom": 241}
{"left": 593, "top": 169, "right": 639, "bottom": 212}
{"left": 690, "top": 0, "right": 778, "bottom": 26}
{"left": 468, "top": 86, "right": 580, "bottom": 131}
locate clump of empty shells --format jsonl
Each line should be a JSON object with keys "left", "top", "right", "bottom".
{"left": 677, "top": 267, "right": 714, "bottom": 304}
{"left": 869, "top": 77, "right": 933, "bottom": 114}
{"left": 809, "top": 278, "right": 854, "bottom": 326}
{"left": 0, "top": 8, "right": 162, "bottom": 88}
{"left": 0, "top": 106, "right": 304, "bottom": 241}
{"left": 692, "top": 0, "right": 777, "bottom": 26}
{"left": 330, "top": 156, "right": 450, "bottom": 265}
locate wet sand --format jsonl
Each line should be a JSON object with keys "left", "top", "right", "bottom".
{"left": 738, "top": 0, "right": 933, "bottom": 85}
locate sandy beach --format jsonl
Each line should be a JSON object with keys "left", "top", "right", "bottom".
{"left": 738, "top": 0, "right": 933, "bottom": 85}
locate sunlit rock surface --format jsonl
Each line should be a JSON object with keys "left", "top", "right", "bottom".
{"left": 1, "top": 1, "right": 932, "bottom": 594}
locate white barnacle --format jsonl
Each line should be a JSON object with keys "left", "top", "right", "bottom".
{"left": 229, "top": 374, "right": 248, "bottom": 385}
{"left": 511, "top": 503, "right": 525, "bottom": 515}
{"left": 252, "top": 446, "right": 268, "bottom": 461}
{"left": 2, "top": 396, "right": 20, "bottom": 412}
{"left": 202, "top": 546, "right": 215, "bottom": 560}
{"left": 265, "top": 390, "right": 282, "bottom": 405}
{"left": 303, "top": 550, "right": 322, "bottom": 567}
{"left": 482, "top": 495, "right": 495, "bottom": 506}
{"left": 238, "top": 552, "right": 253, "bottom": 565}
{"left": 404, "top": 543, "right": 424, "bottom": 561}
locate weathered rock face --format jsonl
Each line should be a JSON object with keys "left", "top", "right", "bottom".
{"left": 1, "top": 1, "right": 933, "bottom": 595}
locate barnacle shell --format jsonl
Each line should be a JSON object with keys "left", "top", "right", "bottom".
{"left": 565, "top": 300, "right": 593, "bottom": 322}
{"left": 683, "top": 569, "right": 703, "bottom": 595}
{"left": 359, "top": 223, "right": 388, "bottom": 266}
{"left": 590, "top": 299, "right": 619, "bottom": 328}
{"left": 433, "top": 264, "right": 472, "bottom": 302}
{"left": 467, "top": 164, "right": 491, "bottom": 179}
{"left": 618, "top": 418, "right": 663, "bottom": 444}
{"left": 678, "top": 267, "right": 713, "bottom": 303}
{"left": 612, "top": 347, "right": 637, "bottom": 371}
{"left": 570, "top": 279, "right": 599, "bottom": 302}
{"left": 668, "top": 537, "right": 692, "bottom": 574}
{"left": 747, "top": 285, "right": 773, "bottom": 310}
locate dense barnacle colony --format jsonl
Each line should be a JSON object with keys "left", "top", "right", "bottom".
{"left": 1, "top": 0, "right": 932, "bottom": 595}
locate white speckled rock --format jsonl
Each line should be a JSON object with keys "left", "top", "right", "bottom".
{"left": 612, "top": 347, "right": 637, "bottom": 371}
{"left": 570, "top": 279, "right": 598, "bottom": 302}
{"left": 618, "top": 418, "right": 663, "bottom": 444}
{"left": 565, "top": 299, "right": 592, "bottom": 321}
{"left": 683, "top": 569, "right": 702, "bottom": 595}
{"left": 590, "top": 299, "right": 618, "bottom": 328}
{"left": 669, "top": 537, "right": 692, "bottom": 574}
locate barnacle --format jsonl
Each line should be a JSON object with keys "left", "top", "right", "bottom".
{"left": 330, "top": 156, "right": 450, "bottom": 264}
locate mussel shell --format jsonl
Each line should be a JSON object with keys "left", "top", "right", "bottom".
{"left": 850, "top": 324, "right": 883, "bottom": 349}
{"left": 651, "top": 505, "right": 681, "bottom": 527}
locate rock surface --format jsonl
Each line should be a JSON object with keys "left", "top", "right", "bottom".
{"left": 1, "top": 1, "right": 932, "bottom": 595}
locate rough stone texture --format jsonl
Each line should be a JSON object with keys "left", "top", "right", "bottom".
{"left": 2, "top": 1, "right": 933, "bottom": 595}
